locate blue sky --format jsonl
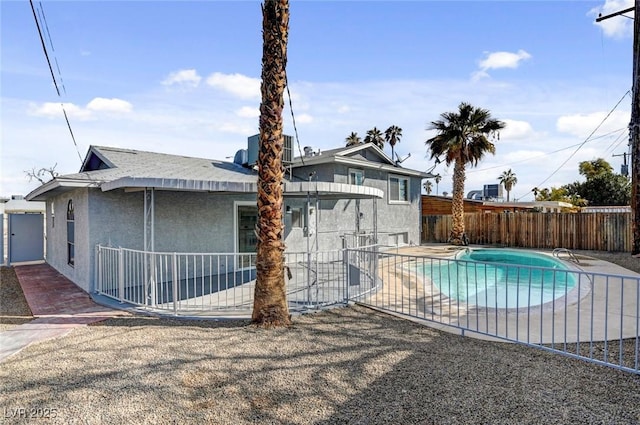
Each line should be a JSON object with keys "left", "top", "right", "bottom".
{"left": 1, "top": 0, "right": 635, "bottom": 201}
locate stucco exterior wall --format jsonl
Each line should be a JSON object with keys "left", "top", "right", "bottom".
{"left": 286, "top": 162, "right": 422, "bottom": 249}
{"left": 152, "top": 191, "right": 255, "bottom": 253}
{"left": 45, "top": 188, "right": 91, "bottom": 292}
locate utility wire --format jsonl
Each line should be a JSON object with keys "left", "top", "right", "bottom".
{"left": 30, "top": 0, "right": 59, "bottom": 96}
{"left": 467, "top": 127, "right": 627, "bottom": 175}
{"left": 513, "top": 90, "right": 631, "bottom": 200}
{"left": 38, "top": 2, "right": 66, "bottom": 95}
{"left": 30, "top": 0, "right": 82, "bottom": 163}
{"left": 285, "top": 73, "right": 305, "bottom": 166}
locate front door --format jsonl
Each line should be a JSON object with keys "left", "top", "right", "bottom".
{"left": 236, "top": 204, "right": 258, "bottom": 268}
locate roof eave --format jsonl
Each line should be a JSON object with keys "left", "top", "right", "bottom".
{"left": 25, "top": 178, "right": 100, "bottom": 201}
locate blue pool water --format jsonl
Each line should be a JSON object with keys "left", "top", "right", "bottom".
{"left": 422, "top": 249, "right": 577, "bottom": 309}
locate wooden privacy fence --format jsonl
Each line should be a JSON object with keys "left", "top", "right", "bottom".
{"left": 421, "top": 212, "right": 632, "bottom": 252}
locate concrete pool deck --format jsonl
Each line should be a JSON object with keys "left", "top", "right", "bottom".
{"left": 365, "top": 245, "right": 640, "bottom": 344}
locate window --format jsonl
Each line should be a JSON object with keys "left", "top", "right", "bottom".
{"left": 291, "top": 208, "right": 302, "bottom": 228}
{"left": 349, "top": 169, "right": 364, "bottom": 186}
{"left": 389, "top": 176, "right": 409, "bottom": 203}
{"left": 50, "top": 202, "right": 55, "bottom": 228}
{"left": 66, "top": 200, "right": 74, "bottom": 266}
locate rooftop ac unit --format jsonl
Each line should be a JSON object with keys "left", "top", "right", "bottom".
{"left": 247, "top": 134, "right": 293, "bottom": 166}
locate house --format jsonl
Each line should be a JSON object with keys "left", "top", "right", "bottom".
{"left": 26, "top": 141, "right": 431, "bottom": 293}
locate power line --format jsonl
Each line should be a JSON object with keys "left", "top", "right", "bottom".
{"left": 284, "top": 73, "right": 305, "bottom": 166}
{"left": 513, "top": 90, "right": 631, "bottom": 200}
{"left": 29, "top": 0, "right": 82, "bottom": 163}
{"left": 467, "top": 127, "right": 628, "bottom": 175}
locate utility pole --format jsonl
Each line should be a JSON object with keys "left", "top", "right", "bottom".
{"left": 613, "top": 152, "right": 629, "bottom": 176}
{"left": 597, "top": 1, "right": 640, "bottom": 255}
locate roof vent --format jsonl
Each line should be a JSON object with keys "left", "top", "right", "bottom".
{"left": 303, "top": 146, "right": 320, "bottom": 157}
{"left": 233, "top": 149, "right": 248, "bottom": 166}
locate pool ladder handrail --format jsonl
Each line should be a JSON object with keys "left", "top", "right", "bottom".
{"left": 552, "top": 247, "right": 580, "bottom": 264}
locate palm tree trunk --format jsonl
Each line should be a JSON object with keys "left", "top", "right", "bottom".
{"left": 252, "top": 0, "right": 291, "bottom": 327}
{"left": 450, "top": 159, "right": 467, "bottom": 245}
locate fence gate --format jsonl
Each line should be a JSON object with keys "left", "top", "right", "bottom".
{"left": 9, "top": 213, "right": 44, "bottom": 264}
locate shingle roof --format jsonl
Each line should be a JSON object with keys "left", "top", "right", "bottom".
{"left": 72, "top": 146, "right": 259, "bottom": 183}
{"left": 26, "top": 145, "right": 386, "bottom": 201}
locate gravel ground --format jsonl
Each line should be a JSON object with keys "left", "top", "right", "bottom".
{"left": 0, "top": 266, "right": 33, "bottom": 331}
{"left": 1, "top": 254, "right": 640, "bottom": 424}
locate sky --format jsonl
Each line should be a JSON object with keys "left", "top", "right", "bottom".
{"left": 0, "top": 0, "right": 636, "bottom": 201}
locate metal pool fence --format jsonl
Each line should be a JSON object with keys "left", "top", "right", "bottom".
{"left": 94, "top": 245, "right": 378, "bottom": 315}
{"left": 95, "top": 244, "right": 640, "bottom": 375}
{"left": 355, "top": 249, "right": 640, "bottom": 375}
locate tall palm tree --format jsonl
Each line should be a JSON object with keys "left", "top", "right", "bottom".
{"left": 252, "top": 0, "right": 291, "bottom": 328}
{"left": 434, "top": 174, "right": 442, "bottom": 195}
{"left": 425, "top": 102, "right": 505, "bottom": 245}
{"left": 364, "top": 127, "right": 384, "bottom": 149}
{"left": 423, "top": 180, "right": 433, "bottom": 194}
{"left": 345, "top": 131, "right": 362, "bottom": 147}
{"left": 498, "top": 169, "right": 518, "bottom": 202}
{"left": 384, "top": 125, "right": 402, "bottom": 160}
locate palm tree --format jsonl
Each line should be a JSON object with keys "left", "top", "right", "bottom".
{"left": 498, "top": 169, "right": 518, "bottom": 202}
{"left": 364, "top": 127, "right": 384, "bottom": 149}
{"left": 425, "top": 102, "right": 505, "bottom": 245}
{"left": 345, "top": 131, "right": 362, "bottom": 147}
{"left": 252, "top": 0, "right": 291, "bottom": 328}
{"left": 434, "top": 174, "right": 442, "bottom": 195}
{"left": 384, "top": 125, "right": 402, "bottom": 160}
{"left": 423, "top": 180, "right": 433, "bottom": 194}
{"left": 532, "top": 187, "right": 540, "bottom": 201}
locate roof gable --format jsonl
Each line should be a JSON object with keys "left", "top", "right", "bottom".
{"left": 291, "top": 142, "right": 431, "bottom": 178}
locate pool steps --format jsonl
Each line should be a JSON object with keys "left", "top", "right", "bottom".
{"left": 552, "top": 247, "right": 580, "bottom": 264}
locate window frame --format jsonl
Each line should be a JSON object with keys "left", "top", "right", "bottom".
{"left": 348, "top": 168, "right": 364, "bottom": 186}
{"left": 291, "top": 208, "right": 303, "bottom": 229}
{"left": 388, "top": 175, "right": 410, "bottom": 204}
{"left": 66, "top": 200, "right": 75, "bottom": 267}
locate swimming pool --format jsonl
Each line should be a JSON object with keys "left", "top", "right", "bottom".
{"left": 422, "top": 249, "right": 577, "bottom": 309}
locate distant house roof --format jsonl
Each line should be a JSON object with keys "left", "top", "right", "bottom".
{"left": 26, "top": 145, "right": 385, "bottom": 201}
{"left": 421, "top": 195, "right": 580, "bottom": 215}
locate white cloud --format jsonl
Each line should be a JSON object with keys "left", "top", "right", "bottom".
{"left": 86, "top": 97, "right": 133, "bottom": 113}
{"left": 480, "top": 50, "right": 532, "bottom": 71}
{"left": 29, "top": 102, "right": 93, "bottom": 120}
{"left": 500, "top": 119, "right": 535, "bottom": 140}
{"left": 556, "top": 110, "right": 629, "bottom": 138}
{"left": 472, "top": 50, "right": 532, "bottom": 81}
{"left": 162, "top": 69, "right": 202, "bottom": 87}
{"left": 28, "top": 97, "right": 132, "bottom": 121}
{"left": 206, "top": 72, "right": 260, "bottom": 99}
{"left": 590, "top": 0, "right": 635, "bottom": 39}
{"left": 235, "top": 106, "right": 259, "bottom": 118}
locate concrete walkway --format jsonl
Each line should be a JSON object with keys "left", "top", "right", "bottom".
{"left": 0, "top": 264, "right": 128, "bottom": 362}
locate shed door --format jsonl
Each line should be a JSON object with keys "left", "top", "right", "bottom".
{"left": 9, "top": 213, "right": 44, "bottom": 264}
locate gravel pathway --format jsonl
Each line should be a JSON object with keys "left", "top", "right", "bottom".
{"left": 1, "top": 304, "right": 640, "bottom": 424}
